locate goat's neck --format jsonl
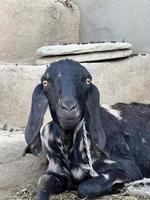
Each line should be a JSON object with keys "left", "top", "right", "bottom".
{"left": 60, "top": 120, "right": 83, "bottom": 153}
{"left": 61, "top": 131, "right": 73, "bottom": 153}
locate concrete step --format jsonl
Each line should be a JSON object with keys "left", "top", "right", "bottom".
{"left": 37, "top": 42, "right": 132, "bottom": 57}
{"left": 0, "top": 129, "right": 46, "bottom": 189}
{"left": 37, "top": 49, "right": 133, "bottom": 64}
{"left": 36, "top": 42, "right": 133, "bottom": 63}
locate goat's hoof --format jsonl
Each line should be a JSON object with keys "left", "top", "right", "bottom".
{"left": 77, "top": 185, "right": 89, "bottom": 200}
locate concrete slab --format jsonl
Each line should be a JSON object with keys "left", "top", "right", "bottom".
{"left": 36, "top": 50, "right": 133, "bottom": 64}
{"left": 37, "top": 42, "right": 132, "bottom": 57}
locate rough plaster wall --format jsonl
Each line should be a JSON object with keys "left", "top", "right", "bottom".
{"left": 74, "top": 0, "right": 150, "bottom": 53}
{"left": 86, "top": 56, "right": 150, "bottom": 105}
{"left": 0, "top": 130, "right": 46, "bottom": 190}
{"left": 0, "top": 55, "right": 149, "bottom": 128}
{"left": 0, "top": 0, "right": 80, "bottom": 64}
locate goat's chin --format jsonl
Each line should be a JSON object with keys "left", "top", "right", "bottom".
{"left": 58, "top": 116, "right": 82, "bottom": 131}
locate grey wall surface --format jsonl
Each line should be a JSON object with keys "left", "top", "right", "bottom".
{"left": 74, "top": 0, "right": 150, "bottom": 53}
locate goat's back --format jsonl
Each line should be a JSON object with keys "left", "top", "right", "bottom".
{"left": 100, "top": 102, "right": 150, "bottom": 177}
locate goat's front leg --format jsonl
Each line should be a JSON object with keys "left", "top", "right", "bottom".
{"left": 77, "top": 159, "right": 142, "bottom": 199}
{"left": 77, "top": 170, "right": 126, "bottom": 199}
{"left": 37, "top": 172, "right": 65, "bottom": 200}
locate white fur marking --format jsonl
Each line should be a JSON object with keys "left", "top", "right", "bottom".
{"left": 41, "top": 125, "right": 52, "bottom": 152}
{"left": 102, "top": 173, "right": 110, "bottom": 180}
{"left": 47, "top": 158, "right": 61, "bottom": 173}
{"left": 83, "top": 121, "right": 99, "bottom": 177}
{"left": 104, "top": 159, "right": 116, "bottom": 165}
{"left": 46, "top": 73, "right": 49, "bottom": 79}
{"left": 79, "top": 197, "right": 88, "bottom": 200}
{"left": 81, "top": 151, "right": 86, "bottom": 160}
{"left": 79, "top": 138, "right": 84, "bottom": 152}
{"left": 73, "top": 120, "right": 83, "bottom": 144}
{"left": 101, "top": 104, "right": 122, "bottom": 120}
{"left": 113, "top": 179, "right": 123, "bottom": 185}
{"left": 58, "top": 72, "right": 62, "bottom": 78}
{"left": 58, "top": 99, "right": 61, "bottom": 105}
{"left": 80, "top": 164, "right": 91, "bottom": 170}
{"left": 63, "top": 167, "right": 70, "bottom": 175}
{"left": 71, "top": 167, "right": 84, "bottom": 180}
{"left": 142, "top": 138, "right": 146, "bottom": 143}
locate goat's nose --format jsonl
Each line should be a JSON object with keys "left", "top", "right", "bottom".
{"left": 61, "top": 100, "right": 77, "bottom": 111}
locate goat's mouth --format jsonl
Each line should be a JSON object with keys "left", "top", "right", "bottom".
{"left": 58, "top": 113, "right": 83, "bottom": 130}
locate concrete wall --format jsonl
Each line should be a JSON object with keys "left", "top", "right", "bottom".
{"left": 0, "top": 0, "right": 80, "bottom": 64}
{"left": 74, "top": 0, "right": 150, "bottom": 53}
{"left": 0, "top": 54, "right": 149, "bottom": 128}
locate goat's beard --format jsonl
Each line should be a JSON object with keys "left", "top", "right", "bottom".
{"left": 56, "top": 110, "right": 84, "bottom": 131}
{"left": 58, "top": 115, "right": 83, "bottom": 130}
{"left": 50, "top": 104, "right": 84, "bottom": 130}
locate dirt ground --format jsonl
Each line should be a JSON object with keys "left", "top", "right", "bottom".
{"left": 3, "top": 185, "right": 150, "bottom": 200}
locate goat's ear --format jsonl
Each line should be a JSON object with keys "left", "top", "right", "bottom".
{"left": 86, "top": 84, "right": 106, "bottom": 151}
{"left": 24, "top": 84, "right": 48, "bottom": 156}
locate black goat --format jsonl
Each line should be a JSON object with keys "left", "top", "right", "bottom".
{"left": 24, "top": 59, "right": 150, "bottom": 200}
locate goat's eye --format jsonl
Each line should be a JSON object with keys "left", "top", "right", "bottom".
{"left": 43, "top": 80, "right": 48, "bottom": 87}
{"left": 86, "top": 78, "right": 91, "bottom": 85}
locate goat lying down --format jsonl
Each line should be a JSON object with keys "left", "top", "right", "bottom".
{"left": 24, "top": 59, "right": 150, "bottom": 200}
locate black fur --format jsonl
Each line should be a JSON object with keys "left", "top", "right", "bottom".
{"left": 24, "top": 59, "right": 150, "bottom": 200}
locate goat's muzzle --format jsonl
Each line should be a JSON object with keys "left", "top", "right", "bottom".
{"left": 57, "top": 98, "right": 82, "bottom": 130}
